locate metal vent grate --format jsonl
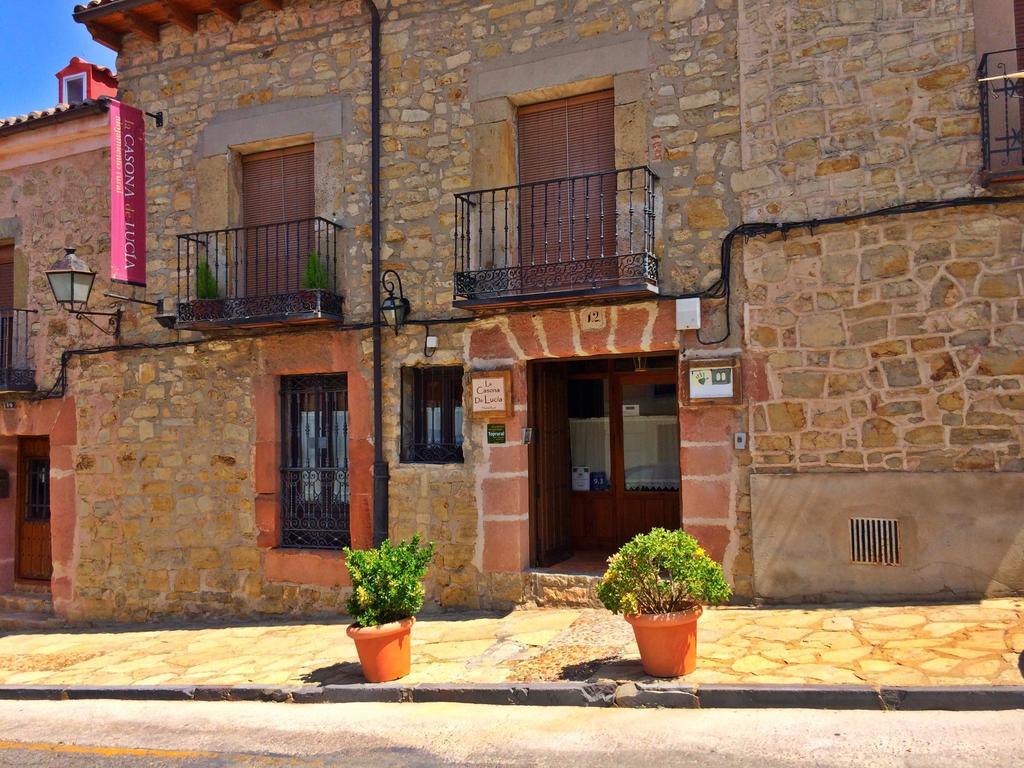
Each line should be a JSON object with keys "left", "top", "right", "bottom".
{"left": 850, "top": 517, "right": 901, "bottom": 566}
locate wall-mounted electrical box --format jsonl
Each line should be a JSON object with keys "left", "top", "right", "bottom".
{"left": 675, "top": 297, "right": 701, "bottom": 330}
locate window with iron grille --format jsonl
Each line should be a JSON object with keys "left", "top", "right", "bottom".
{"left": 280, "top": 374, "right": 349, "bottom": 550}
{"left": 401, "top": 367, "right": 464, "bottom": 463}
{"left": 25, "top": 458, "right": 50, "bottom": 521}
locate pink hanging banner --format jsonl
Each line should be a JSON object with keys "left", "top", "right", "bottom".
{"left": 109, "top": 99, "right": 146, "bottom": 286}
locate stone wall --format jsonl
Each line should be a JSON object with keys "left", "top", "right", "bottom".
{"left": 72, "top": 0, "right": 749, "bottom": 617}
{"left": 737, "top": 0, "right": 981, "bottom": 221}
{"left": 743, "top": 202, "right": 1024, "bottom": 474}
{"left": 66, "top": 327, "right": 381, "bottom": 622}
{"left": 37, "top": 0, "right": 1022, "bottom": 618}
{"left": 116, "top": 0, "right": 743, "bottom": 325}
{"left": 0, "top": 146, "right": 124, "bottom": 391}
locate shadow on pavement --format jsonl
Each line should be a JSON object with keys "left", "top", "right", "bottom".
{"left": 301, "top": 661, "right": 367, "bottom": 686}
{"left": 560, "top": 656, "right": 629, "bottom": 681}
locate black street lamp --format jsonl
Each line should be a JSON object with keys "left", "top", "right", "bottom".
{"left": 45, "top": 248, "right": 122, "bottom": 337}
{"left": 380, "top": 269, "right": 410, "bottom": 334}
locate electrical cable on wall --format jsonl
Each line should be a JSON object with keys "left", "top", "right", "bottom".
{"left": 38, "top": 192, "right": 1024, "bottom": 400}
{"left": 669, "top": 192, "right": 1024, "bottom": 346}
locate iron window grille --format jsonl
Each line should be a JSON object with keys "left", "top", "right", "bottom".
{"left": 25, "top": 458, "right": 50, "bottom": 521}
{"left": 280, "top": 374, "right": 350, "bottom": 550}
{"left": 401, "top": 367, "right": 465, "bottom": 464}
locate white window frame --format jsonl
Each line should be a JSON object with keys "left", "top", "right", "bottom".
{"left": 62, "top": 74, "right": 87, "bottom": 105}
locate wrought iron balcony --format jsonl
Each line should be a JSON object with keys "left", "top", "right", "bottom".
{"left": 453, "top": 166, "right": 658, "bottom": 307}
{"left": 979, "top": 47, "right": 1024, "bottom": 183}
{"left": 0, "top": 309, "right": 35, "bottom": 393}
{"left": 175, "top": 216, "right": 344, "bottom": 329}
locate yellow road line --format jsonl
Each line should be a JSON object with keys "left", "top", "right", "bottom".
{"left": 0, "top": 739, "right": 217, "bottom": 759}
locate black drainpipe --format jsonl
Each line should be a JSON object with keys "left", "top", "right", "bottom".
{"left": 363, "top": 0, "right": 388, "bottom": 548}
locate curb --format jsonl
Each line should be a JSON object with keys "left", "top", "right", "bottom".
{"left": 0, "top": 682, "right": 1021, "bottom": 710}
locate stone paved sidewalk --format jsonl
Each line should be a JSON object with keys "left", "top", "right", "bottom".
{"left": 0, "top": 599, "right": 1020, "bottom": 689}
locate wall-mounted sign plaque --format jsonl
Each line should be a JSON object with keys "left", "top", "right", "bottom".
{"left": 487, "top": 424, "right": 506, "bottom": 444}
{"left": 683, "top": 358, "right": 742, "bottom": 405}
{"left": 470, "top": 370, "right": 513, "bottom": 417}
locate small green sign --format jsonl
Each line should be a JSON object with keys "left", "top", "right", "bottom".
{"left": 487, "top": 424, "right": 506, "bottom": 444}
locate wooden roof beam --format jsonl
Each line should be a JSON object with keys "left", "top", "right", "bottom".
{"left": 211, "top": 0, "right": 242, "bottom": 23}
{"left": 87, "top": 22, "right": 124, "bottom": 53}
{"left": 124, "top": 10, "right": 161, "bottom": 43}
{"left": 261, "top": 0, "right": 284, "bottom": 9}
{"left": 166, "top": 1, "right": 199, "bottom": 33}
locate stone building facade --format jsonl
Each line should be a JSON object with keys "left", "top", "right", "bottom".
{"left": 0, "top": 0, "right": 1019, "bottom": 621}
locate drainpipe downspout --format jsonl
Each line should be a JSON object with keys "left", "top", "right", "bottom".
{"left": 364, "top": 0, "right": 388, "bottom": 548}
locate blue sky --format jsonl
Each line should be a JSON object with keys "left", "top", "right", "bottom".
{"left": 0, "top": 1, "right": 118, "bottom": 118}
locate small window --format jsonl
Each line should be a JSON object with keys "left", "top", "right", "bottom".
{"left": 280, "top": 374, "right": 349, "bottom": 550}
{"left": 401, "top": 367, "right": 464, "bottom": 463}
{"left": 62, "top": 74, "right": 87, "bottom": 105}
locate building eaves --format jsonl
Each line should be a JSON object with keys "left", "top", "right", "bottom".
{"left": 0, "top": 100, "right": 109, "bottom": 139}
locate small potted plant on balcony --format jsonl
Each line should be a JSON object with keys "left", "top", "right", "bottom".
{"left": 301, "top": 250, "right": 331, "bottom": 309}
{"left": 343, "top": 535, "right": 435, "bottom": 683}
{"left": 597, "top": 528, "right": 731, "bottom": 677}
{"left": 192, "top": 259, "right": 223, "bottom": 321}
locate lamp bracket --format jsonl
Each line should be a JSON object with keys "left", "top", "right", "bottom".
{"left": 145, "top": 111, "right": 164, "bottom": 128}
{"left": 72, "top": 308, "right": 122, "bottom": 338}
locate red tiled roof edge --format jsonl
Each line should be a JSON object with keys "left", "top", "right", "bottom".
{"left": 0, "top": 99, "right": 110, "bottom": 138}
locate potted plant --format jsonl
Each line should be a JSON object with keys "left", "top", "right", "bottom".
{"left": 191, "top": 259, "right": 223, "bottom": 320}
{"left": 596, "top": 528, "right": 731, "bottom": 677}
{"left": 343, "top": 535, "right": 435, "bottom": 683}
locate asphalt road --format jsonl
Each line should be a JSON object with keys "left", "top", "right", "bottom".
{"left": 0, "top": 700, "right": 1020, "bottom": 767}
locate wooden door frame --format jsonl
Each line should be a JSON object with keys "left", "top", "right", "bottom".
{"left": 529, "top": 355, "right": 681, "bottom": 566}
{"left": 15, "top": 436, "right": 51, "bottom": 583}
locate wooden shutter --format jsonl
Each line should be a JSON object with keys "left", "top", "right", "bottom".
{"left": 0, "top": 245, "right": 13, "bottom": 308}
{"left": 517, "top": 92, "right": 616, "bottom": 274}
{"left": 242, "top": 145, "right": 315, "bottom": 296}
{"left": 0, "top": 245, "right": 13, "bottom": 372}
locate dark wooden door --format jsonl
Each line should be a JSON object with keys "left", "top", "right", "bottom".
{"left": 16, "top": 437, "right": 51, "bottom": 581}
{"left": 530, "top": 362, "right": 572, "bottom": 566}
{"left": 242, "top": 145, "right": 315, "bottom": 297}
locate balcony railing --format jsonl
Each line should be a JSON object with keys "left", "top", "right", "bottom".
{"left": 979, "top": 47, "right": 1024, "bottom": 183}
{"left": 453, "top": 166, "right": 658, "bottom": 306}
{"left": 175, "top": 216, "right": 344, "bottom": 329}
{"left": 0, "top": 309, "right": 35, "bottom": 393}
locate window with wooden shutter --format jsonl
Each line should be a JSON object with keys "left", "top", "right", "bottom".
{"left": 517, "top": 91, "right": 616, "bottom": 274}
{"left": 241, "top": 144, "right": 315, "bottom": 297}
{"left": 0, "top": 245, "right": 15, "bottom": 374}
{"left": 0, "top": 244, "right": 14, "bottom": 309}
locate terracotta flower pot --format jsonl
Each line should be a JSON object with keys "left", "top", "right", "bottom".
{"left": 346, "top": 617, "right": 415, "bottom": 683}
{"left": 625, "top": 606, "right": 702, "bottom": 678}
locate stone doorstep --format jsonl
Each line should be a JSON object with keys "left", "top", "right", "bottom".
{"left": 0, "top": 589, "right": 64, "bottom": 632}
{"left": 0, "top": 683, "right": 1020, "bottom": 711}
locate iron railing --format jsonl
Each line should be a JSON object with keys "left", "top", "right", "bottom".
{"left": 979, "top": 47, "right": 1024, "bottom": 180}
{"left": 0, "top": 309, "right": 35, "bottom": 392}
{"left": 453, "top": 166, "right": 658, "bottom": 302}
{"left": 176, "top": 216, "right": 344, "bottom": 325}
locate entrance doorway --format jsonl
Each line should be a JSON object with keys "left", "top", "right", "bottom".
{"left": 529, "top": 355, "right": 681, "bottom": 569}
{"left": 16, "top": 437, "right": 51, "bottom": 582}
